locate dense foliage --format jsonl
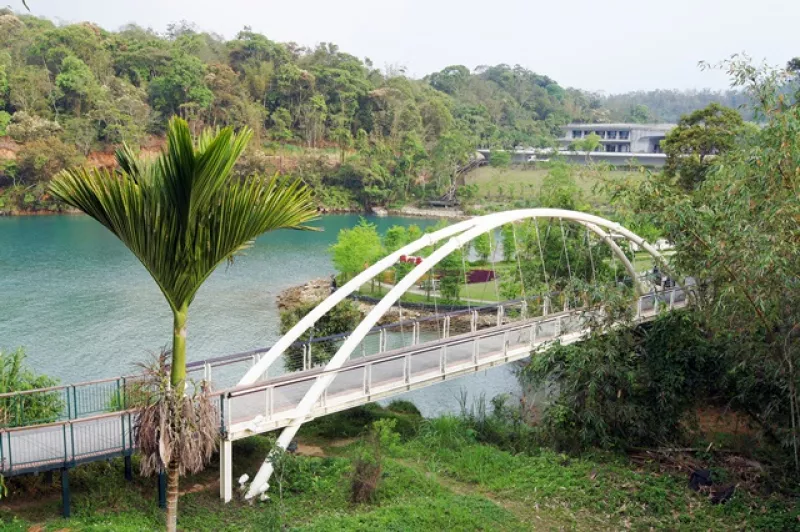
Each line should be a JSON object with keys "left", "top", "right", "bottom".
{"left": 662, "top": 103, "right": 752, "bottom": 190}
{"left": 615, "top": 58, "right": 800, "bottom": 471}
{"left": 597, "top": 88, "right": 753, "bottom": 123}
{"left": 0, "top": 10, "right": 607, "bottom": 211}
{"left": 521, "top": 311, "right": 723, "bottom": 451}
{"left": 0, "top": 10, "right": 751, "bottom": 214}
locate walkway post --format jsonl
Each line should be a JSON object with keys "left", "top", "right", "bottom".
{"left": 124, "top": 454, "right": 133, "bottom": 481}
{"left": 61, "top": 468, "right": 71, "bottom": 518}
{"left": 158, "top": 471, "right": 167, "bottom": 509}
{"left": 220, "top": 439, "right": 233, "bottom": 502}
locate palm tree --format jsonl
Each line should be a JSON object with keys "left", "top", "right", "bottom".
{"left": 50, "top": 117, "right": 317, "bottom": 531}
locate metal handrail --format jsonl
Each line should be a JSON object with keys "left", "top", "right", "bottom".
{"left": 0, "top": 294, "right": 548, "bottom": 401}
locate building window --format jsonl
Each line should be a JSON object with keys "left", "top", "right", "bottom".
{"left": 594, "top": 130, "right": 606, "bottom": 139}
{"left": 620, "top": 144, "right": 630, "bottom": 153}
{"left": 572, "top": 130, "right": 582, "bottom": 139}
{"left": 619, "top": 131, "right": 630, "bottom": 140}
{"left": 605, "top": 144, "right": 616, "bottom": 152}
{"left": 606, "top": 131, "right": 617, "bottom": 139}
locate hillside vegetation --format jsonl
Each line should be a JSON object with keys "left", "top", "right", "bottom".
{"left": 0, "top": 10, "right": 757, "bottom": 214}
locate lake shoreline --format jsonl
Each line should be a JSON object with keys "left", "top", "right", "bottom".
{"left": 1, "top": 205, "right": 468, "bottom": 219}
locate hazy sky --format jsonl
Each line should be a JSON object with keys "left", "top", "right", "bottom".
{"left": 24, "top": 0, "right": 799, "bottom": 93}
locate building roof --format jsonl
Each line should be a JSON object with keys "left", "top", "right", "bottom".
{"left": 563, "top": 123, "right": 676, "bottom": 130}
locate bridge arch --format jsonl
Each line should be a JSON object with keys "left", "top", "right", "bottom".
{"left": 240, "top": 209, "right": 670, "bottom": 499}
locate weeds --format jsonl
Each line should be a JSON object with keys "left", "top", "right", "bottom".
{"left": 350, "top": 419, "right": 400, "bottom": 504}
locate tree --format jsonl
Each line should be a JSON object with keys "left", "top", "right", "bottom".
{"left": 55, "top": 55, "right": 98, "bottom": 117}
{"left": 6, "top": 111, "right": 61, "bottom": 143}
{"left": 329, "top": 218, "right": 384, "bottom": 281}
{"left": 662, "top": 103, "right": 746, "bottom": 191}
{"left": 575, "top": 132, "right": 602, "bottom": 154}
{"left": 624, "top": 104, "right": 652, "bottom": 124}
{"left": 438, "top": 249, "right": 464, "bottom": 301}
{"left": 489, "top": 150, "right": 511, "bottom": 168}
{"left": 148, "top": 51, "right": 214, "bottom": 120}
{"left": 16, "top": 137, "right": 82, "bottom": 184}
{"left": 621, "top": 59, "right": 800, "bottom": 470}
{"left": 472, "top": 232, "right": 493, "bottom": 263}
{"left": 49, "top": 118, "right": 317, "bottom": 531}
{"left": 280, "top": 299, "right": 362, "bottom": 371}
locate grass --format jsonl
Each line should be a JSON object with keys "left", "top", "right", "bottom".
{"left": 1, "top": 405, "right": 798, "bottom": 531}
{"left": 465, "top": 164, "right": 645, "bottom": 206}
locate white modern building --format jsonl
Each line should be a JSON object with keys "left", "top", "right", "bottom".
{"left": 560, "top": 123, "right": 675, "bottom": 154}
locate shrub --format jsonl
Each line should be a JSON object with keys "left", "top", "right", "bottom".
{"left": 280, "top": 299, "right": 362, "bottom": 372}
{"left": 520, "top": 310, "right": 724, "bottom": 451}
{"left": 0, "top": 347, "right": 62, "bottom": 427}
{"left": 350, "top": 418, "right": 400, "bottom": 504}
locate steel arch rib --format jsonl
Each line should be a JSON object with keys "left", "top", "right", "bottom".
{"left": 243, "top": 209, "right": 667, "bottom": 499}
{"left": 240, "top": 211, "right": 528, "bottom": 387}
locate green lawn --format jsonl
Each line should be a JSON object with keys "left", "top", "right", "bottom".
{"left": 2, "top": 405, "right": 796, "bottom": 531}
{"left": 465, "top": 165, "right": 646, "bottom": 205}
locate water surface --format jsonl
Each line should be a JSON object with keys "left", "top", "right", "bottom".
{"left": 0, "top": 214, "right": 521, "bottom": 416}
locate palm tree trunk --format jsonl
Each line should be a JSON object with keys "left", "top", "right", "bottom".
{"left": 166, "top": 459, "right": 180, "bottom": 531}
{"left": 166, "top": 306, "right": 188, "bottom": 532}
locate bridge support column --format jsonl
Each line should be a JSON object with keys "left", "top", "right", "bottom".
{"left": 220, "top": 439, "right": 233, "bottom": 502}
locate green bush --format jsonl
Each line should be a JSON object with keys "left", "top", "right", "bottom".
{"left": 0, "top": 347, "right": 62, "bottom": 427}
{"left": 300, "top": 402, "right": 422, "bottom": 440}
{"left": 520, "top": 310, "right": 724, "bottom": 451}
{"left": 280, "top": 299, "right": 362, "bottom": 372}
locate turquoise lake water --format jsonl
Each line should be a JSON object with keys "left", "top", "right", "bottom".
{"left": 0, "top": 214, "right": 520, "bottom": 417}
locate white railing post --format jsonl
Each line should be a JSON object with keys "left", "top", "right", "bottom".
{"left": 555, "top": 317, "right": 562, "bottom": 338}
{"left": 636, "top": 297, "right": 642, "bottom": 319}
{"left": 440, "top": 346, "right": 447, "bottom": 374}
{"left": 521, "top": 301, "right": 528, "bottom": 319}
{"left": 412, "top": 321, "right": 419, "bottom": 346}
{"left": 497, "top": 305, "right": 503, "bottom": 327}
{"left": 472, "top": 338, "right": 479, "bottom": 365}
{"left": 268, "top": 387, "right": 274, "bottom": 418}
{"left": 204, "top": 363, "right": 211, "bottom": 383}
{"left": 378, "top": 329, "right": 385, "bottom": 353}
{"left": 471, "top": 310, "right": 478, "bottom": 333}
{"left": 444, "top": 316, "right": 451, "bottom": 338}
{"left": 530, "top": 323, "right": 537, "bottom": 345}
{"left": 669, "top": 288, "right": 675, "bottom": 309}
{"left": 404, "top": 355, "right": 411, "bottom": 384}
{"left": 366, "top": 364, "right": 373, "bottom": 395}
{"left": 503, "top": 331, "right": 509, "bottom": 358}
{"left": 220, "top": 438, "right": 233, "bottom": 502}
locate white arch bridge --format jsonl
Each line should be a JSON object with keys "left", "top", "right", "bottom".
{"left": 0, "top": 209, "right": 689, "bottom": 509}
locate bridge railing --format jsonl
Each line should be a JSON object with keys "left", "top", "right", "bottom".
{"left": 220, "top": 288, "right": 687, "bottom": 434}
{"left": 0, "top": 288, "right": 686, "bottom": 429}
{"left": 0, "top": 289, "right": 687, "bottom": 473}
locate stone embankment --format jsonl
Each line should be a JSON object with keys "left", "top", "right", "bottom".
{"left": 278, "top": 278, "right": 496, "bottom": 331}
{"left": 386, "top": 205, "right": 468, "bottom": 219}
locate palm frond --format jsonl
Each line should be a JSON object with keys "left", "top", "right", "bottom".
{"left": 50, "top": 117, "right": 319, "bottom": 311}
